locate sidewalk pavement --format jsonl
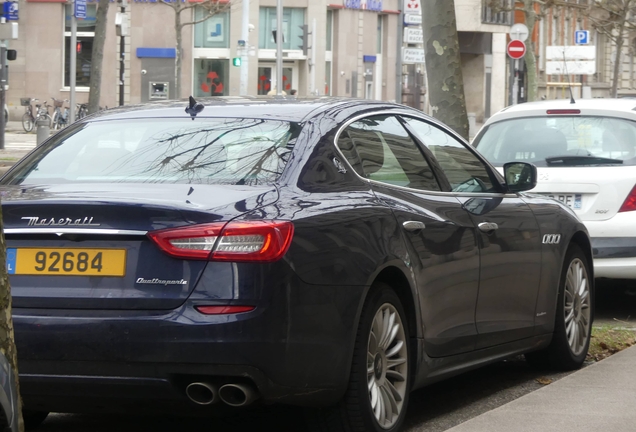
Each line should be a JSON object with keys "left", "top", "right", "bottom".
{"left": 0, "top": 122, "right": 40, "bottom": 173}
{"left": 447, "top": 345, "right": 636, "bottom": 432}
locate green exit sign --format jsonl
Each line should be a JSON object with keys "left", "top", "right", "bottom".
{"left": 232, "top": 57, "right": 241, "bottom": 67}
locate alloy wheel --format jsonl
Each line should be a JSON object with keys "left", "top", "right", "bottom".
{"left": 564, "top": 257, "right": 591, "bottom": 356}
{"left": 367, "top": 303, "right": 408, "bottom": 429}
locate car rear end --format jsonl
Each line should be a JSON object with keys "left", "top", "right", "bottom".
{"left": 1, "top": 114, "right": 350, "bottom": 414}
{"left": 473, "top": 100, "right": 636, "bottom": 279}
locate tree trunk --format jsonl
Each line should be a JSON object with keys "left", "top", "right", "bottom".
{"left": 0, "top": 220, "right": 24, "bottom": 432}
{"left": 175, "top": 6, "right": 182, "bottom": 100}
{"left": 422, "top": 0, "right": 469, "bottom": 139}
{"left": 87, "top": 0, "right": 110, "bottom": 114}
{"left": 524, "top": 0, "right": 539, "bottom": 102}
{"left": 611, "top": 17, "right": 626, "bottom": 98}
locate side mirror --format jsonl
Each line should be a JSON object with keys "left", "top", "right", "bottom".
{"left": 503, "top": 162, "right": 537, "bottom": 193}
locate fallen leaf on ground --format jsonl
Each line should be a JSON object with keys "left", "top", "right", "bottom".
{"left": 535, "top": 377, "right": 553, "bottom": 385}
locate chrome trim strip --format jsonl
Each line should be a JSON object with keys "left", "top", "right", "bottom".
{"left": 4, "top": 228, "right": 148, "bottom": 236}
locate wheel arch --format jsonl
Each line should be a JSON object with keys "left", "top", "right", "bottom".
{"left": 373, "top": 265, "right": 420, "bottom": 343}
{"left": 569, "top": 230, "right": 594, "bottom": 280}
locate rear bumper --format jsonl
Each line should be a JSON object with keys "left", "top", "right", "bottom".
{"left": 14, "top": 280, "right": 366, "bottom": 414}
{"left": 591, "top": 237, "right": 636, "bottom": 279}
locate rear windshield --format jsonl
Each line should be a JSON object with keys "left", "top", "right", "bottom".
{"left": 3, "top": 118, "right": 299, "bottom": 185}
{"left": 473, "top": 116, "right": 636, "bottom": 167}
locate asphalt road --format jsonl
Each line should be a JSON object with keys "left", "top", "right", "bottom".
{"left": 28, "top": 279, "right": 636, "bottom": 432}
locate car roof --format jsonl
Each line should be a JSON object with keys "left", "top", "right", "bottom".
{"left": 84, "top": 96, "right": 406, "bottom": 123}
{"left": 485, "top": 98, "right": 636, "bottom": 125}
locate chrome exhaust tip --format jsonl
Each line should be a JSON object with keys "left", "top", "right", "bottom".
{"left": 218, "top": 383, "right": 259, "bottom": 407}
{"left": 185, "top": 382, "right": 218, "bottom": 405}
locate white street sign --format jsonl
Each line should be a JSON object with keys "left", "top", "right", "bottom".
{"left": 403, "top": 27, "right": 423, "bottom": 44}
{"left": 402, "top": 48, "right": 425, "bottom": 64}
{"left": 546, "top": 61, "right": 596, "bottom": 75}
{"left": 546, "top": 46, "right": 595, "bottom": 60}
{"left": 404, "top": 0, "right": 421, "bottom": 14}
{"left": 509, "top": 23, "right": 529, "bottom": 42}
{"left": 404, "top": 14, "right": 422, "bottom": 25}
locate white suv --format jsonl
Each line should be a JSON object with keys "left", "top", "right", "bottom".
{"left": 473, "top": 98, "right": 636, "bottom": 280}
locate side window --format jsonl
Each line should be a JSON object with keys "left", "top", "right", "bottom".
{"left": 338, "top": 115, "right": 441, "bottom": 191}
{"left": 404, "top": 117, "right": 497, "bottom": 193}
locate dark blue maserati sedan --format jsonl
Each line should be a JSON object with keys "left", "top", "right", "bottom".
{"left": 1, "top": 97, "right": 593, "bottom": 432}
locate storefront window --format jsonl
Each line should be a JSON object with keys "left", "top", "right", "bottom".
{"left": 194, "top": 59, "right": 229, "bottom": 97}
{"left": 64, "top": 4, "right": 97, "bottom": 88}
{"left": 194, "top": 9, "right": 230, "bottom": 49}
{"left": 258, "top": 7, "right": 305, "bottom": 50}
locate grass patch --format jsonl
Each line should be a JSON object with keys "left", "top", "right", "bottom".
{"left": 587, "top": 325, "right": 636, "bottom": 362}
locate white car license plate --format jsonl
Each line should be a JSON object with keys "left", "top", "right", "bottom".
{"left": 546, "top": 194, "right": 582, "bottom": 210}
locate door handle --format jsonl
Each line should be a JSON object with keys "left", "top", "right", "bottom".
{"left": 478, "top": 222, "right": 499, "bottom": 232}
{"left": 403, "top": 221, "right": 426, "bottom": 232}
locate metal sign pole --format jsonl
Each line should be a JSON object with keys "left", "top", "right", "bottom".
{"left": 0, "top": 44, "right": 5, "bottom": 150}
{"left": 276, "top": 0, "right": 283, "bottom": 95}
{"left": 69, "top": 0, "right": 77, "bottom": 124}
{"left": 239, "top": 0, "right": 249, "bottom": 96}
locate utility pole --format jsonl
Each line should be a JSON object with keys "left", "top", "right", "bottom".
{"left": 396, "top": 8, "right": 404, "bottom": 103}
{"left": 117, "top": 0, "right": 128, "bottom": 106}
{"left": 70, "top": 1, "right": 77, "bottom": 124}
{"left": 310, "top": 18, "right": 316, "bottom": 95}
{"left": 239, "top": 0, "right": 249, "bottom": 95}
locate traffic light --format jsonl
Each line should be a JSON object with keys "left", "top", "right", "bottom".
{"left": 76, "top": 41, "right": 82, "bottom": 54}
{"left": 232, "top": 57, "right": 241, "bottom": 67}
{"left": 298, "top": 24, "right": 310, "bottom": 56}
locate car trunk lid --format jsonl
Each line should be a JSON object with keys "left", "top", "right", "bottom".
{"left": 2, "top": 183, "right": 278, "bottom": 310}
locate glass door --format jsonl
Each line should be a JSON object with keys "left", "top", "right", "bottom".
{"left": 257, "top": 64, "right": 296, "bottom": 95}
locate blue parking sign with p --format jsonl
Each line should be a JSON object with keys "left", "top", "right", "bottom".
{"left": 575, "top": 30, "right": 589, "bottom": 45}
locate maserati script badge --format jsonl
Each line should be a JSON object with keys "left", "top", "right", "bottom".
{"left": 21, "top": 216, "right": 100, "bottom": 227}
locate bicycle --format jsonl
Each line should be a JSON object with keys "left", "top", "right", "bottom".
{"left": 33, "top": 101, "right": 52, "bottom": 131}
{"left": 21, "top": 97, "right": 36, "bottom": 132}
{"left": 51, "top": 98, "right": 69, "bottom": 130}
{"left": 76, "top": 103, "right": 88, "bottom": 120}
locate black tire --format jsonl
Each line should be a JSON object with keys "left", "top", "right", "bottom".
{"left": 23, "top": 410, "right": 49, "bottom": 430}
{"left": 525, "top": 243, "right": 594, "bottom": 370}
{"left": 307, "top": 283, "right": 411, "bottom": 432}
{"left": 22, "top": 113, "right": 34, "bottom": 133}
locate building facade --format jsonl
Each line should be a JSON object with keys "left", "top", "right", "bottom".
{"left": 5, "top": 0, "right": 401, "bottom": 120}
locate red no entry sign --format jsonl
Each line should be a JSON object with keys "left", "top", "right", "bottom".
{"left": 507, "top": 40, "right": 526, "bottom": 59}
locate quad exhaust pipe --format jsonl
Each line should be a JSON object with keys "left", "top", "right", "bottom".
{"left": 185, "top": 382, "right": 218, "bottom": 405}
{"left": 218, "top": 383, "right": 259, "bottom": 407}
{"left": 186, "top": 381, "right": 259, "bottom": 407}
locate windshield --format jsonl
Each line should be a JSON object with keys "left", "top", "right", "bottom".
{"left": 473, "top": 116, "right": 636, "bottom": 167}
{"left": 3, "top": 118, "right": 299, "bottom": 185}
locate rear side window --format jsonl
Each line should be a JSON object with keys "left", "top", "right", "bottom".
{"left": 4, "top": 118, "right": 299, "bottom": 185}
{"left": 474, "top": 116, "right": 636, "bottom": 167}
{"left": 338, "top": 115, "right": 441, "bottom": 191}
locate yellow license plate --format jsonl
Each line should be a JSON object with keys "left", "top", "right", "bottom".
{"left": 8, "top": 248, "right": 127, "bottom": 276}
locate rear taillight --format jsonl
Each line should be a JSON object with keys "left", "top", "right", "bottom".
{"left": 148, "top": 220, "right": 294, "bottom": 262}
{"left": 619, "top": 185, "right": 636, "bottom": 212}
